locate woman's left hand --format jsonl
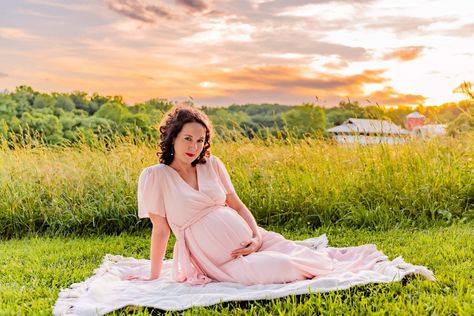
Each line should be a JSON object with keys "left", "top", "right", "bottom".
{"left": 231, "top": 235, "right": 263, "bottom": 259}
{"left": 123, "top": 275, "right": 157, "bottom": 281}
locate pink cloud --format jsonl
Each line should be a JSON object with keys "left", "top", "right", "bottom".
{"left": 382, "top": 46, "right": 425, "bottom": 62}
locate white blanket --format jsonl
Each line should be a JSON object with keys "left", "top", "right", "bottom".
{"left": 53, "top": 235, "right": 435, "bottom": 315}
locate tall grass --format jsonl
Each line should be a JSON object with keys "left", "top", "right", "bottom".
{"left": 0, "top": 132, "right": 473, "bottom": 238}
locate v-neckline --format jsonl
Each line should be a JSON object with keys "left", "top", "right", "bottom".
{"left": 165, "top": 163, "right": 201, "bottom": 193}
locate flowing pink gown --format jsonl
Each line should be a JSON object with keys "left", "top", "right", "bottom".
{"left": 138, "top": 155, "right": 385, "bottom": 285}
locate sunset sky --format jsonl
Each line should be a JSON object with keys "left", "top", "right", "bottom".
{"left": 1, "top": 0, "right": 473, "bottom": 107}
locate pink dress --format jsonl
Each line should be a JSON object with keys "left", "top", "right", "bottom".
{"left": 138, "top": 155, "right": 385, "bottom": 285}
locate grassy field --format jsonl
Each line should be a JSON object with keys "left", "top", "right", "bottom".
{"left": 0, "top": 133, "right": 472, "bottom": 238}
{"left": 0, "top": 223, "right": 473, "bottom": 315}
{"left": 0, "top": 133, "right": 473, "bottom": 314}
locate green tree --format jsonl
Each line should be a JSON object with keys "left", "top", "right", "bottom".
{"left": 12, "top": 86, "right": 36, "bottom": 105}
{"left": 448, "top": 82, "right": 474, "bottom": 136}
{"left": 70, "top": 91, "right": 100, "bottom": 115}
{"left": 94, "top": 102, "right": 130, "bottom": 124}
{"left": 384, "top": 107, "right": 414, "bottom": 126}
{"left": 228, "top": 103, "right": 290, "bottom": 116}
{"left": 326, "top": 109, "right": 355, "bottom": 127}
{"left": 282, "top": 104, "right": 326, "bottom": 137}
{"left": 91, "top": 93, "right": 123, "bottom": 110}
{"left": 364, "top": 105, "right": 385, "bottom": 119}
{"left": 337, "top": 100, "right": 365, "bottom": 117}
{"left": 55, "top": 95, "right": 75, "bottom": 112}
{"left": 121, "top": 113, "right": 157, "bottom": 139}
{"left": 204, "top": 108, "right": 252, "bottom": 136}
{"left": 0, "top": 94, "right": 17, "bottom": 119}
{"left": 11, "top": 86, "right": 37, "bottom": 116}
{"left": 447, "top": 109, "right": 474, "bottom": 136}
{"left": 129, "top": 99, "right": 169, "bottom": 126}
{"left": 19, "top": 111, "right": 64, "bottom": 144}
{"left": 32, "top": 94, "right": 55, "bottom": 109}
{"left": 140, "top": 98, "right": 173, "bottom": 112}
{"left": 59, "top": 112, "right": 82, "bottom": 132}
{"left": 79, "top": 116, "right": 116, "bottom": 140}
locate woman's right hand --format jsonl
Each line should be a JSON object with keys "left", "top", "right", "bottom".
{"left": 124, "top": 275, "right": 158, "bottom": 281}
{"left": 230, "top": 235, "right": 263, "bottom": 259}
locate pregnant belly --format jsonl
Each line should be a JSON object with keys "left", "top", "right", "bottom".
{"left": 187, "top": 206, "right": 253, "bottom": 267}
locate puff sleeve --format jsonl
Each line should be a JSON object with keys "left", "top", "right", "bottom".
{"left": 211, "top": 155, "right": 236, "bottom": 194}
{"left": 137, "top": 167, "right": 166, "bottom": 218}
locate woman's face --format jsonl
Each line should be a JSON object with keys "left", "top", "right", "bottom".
{"left": 172, "top": 122, "right": 207, "bottom": 165}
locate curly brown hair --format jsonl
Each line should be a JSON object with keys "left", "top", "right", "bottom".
{"left": 157, "top": 104, "right": 214, "bottom": 166}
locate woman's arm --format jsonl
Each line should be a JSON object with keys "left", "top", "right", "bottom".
{"left": 226, "top": 192, "right": 263, "bottom": 258}
{"left": 125, "top": 213, "right": 170, "bottom": 281}
{"left": 149, "top": 213, "right": 171, "bottom": 279}
{"left": 226, "top": 192, "right": 261, "bottom": 239}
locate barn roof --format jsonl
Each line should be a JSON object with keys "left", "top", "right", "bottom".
{"left": 406, "top": 111, "right": 425, "bottom": 118}
{"left": 327, "top": 118, "right": 410, "bottom": 135}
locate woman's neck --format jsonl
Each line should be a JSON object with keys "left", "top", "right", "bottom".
{"left": 169, "top": 160, "right": 194, "bottom": 173}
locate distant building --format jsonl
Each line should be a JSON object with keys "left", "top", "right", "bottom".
{"left": 412, "top": 124, "right": 447, "bottom": 139}
{"left": 326, "top": 118, "right": 410, "bottom": 144}
{"left": 404, "top": 112, "right": 425, "bottom": 131}
{"left": 404, "top": 112, "right": 447, "bottom": 139}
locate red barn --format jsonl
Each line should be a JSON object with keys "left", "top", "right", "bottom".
{"left": 404, "top": 112, "right": 425, "bottom": 131}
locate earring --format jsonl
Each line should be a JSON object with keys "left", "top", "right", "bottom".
{"left": 170, "top": 146, "right": 174, "bottom": 156}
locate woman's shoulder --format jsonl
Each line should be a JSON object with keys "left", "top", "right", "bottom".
{"left": 139, "top": 163, "right": 168, "bottom": 179}
{"left": 147, "top": 163, "right": 168, "bottom": 171}
{"left": 207, "top": 154, "right": 222, "bottom": 163}
{"left": 206, "top": 154, "right": 221, "bottom": 167}
{"left": 206, "top": 154, "right": 228, "bottom": 171}
{"left": 142, "top": 163, "right": 167, "bottom": 172}
{"left": 208, "top": 154, "right": 216, "bottom": 162}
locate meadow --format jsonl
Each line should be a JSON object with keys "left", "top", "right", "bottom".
{"left": 0, "top": 132, "right": 472, "bottom": 237}
{"left": 0, "top": 132, "right": 473, "bottom": 314}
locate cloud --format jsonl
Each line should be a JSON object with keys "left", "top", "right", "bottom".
{"left": 105, "top": 0, "right": 211, "bottom": 22}
{"left": 193, "top": 66, "right": 427, "bottom": 106}
{"left": 182, "top": 17, "right": 256, "bottom": 44}
{"left": 365, "top": 86, "right": 426, "bottom": 105}
{"left": 259, "top": 53, "right": 306, "bottom": 60}
{"left": 202, "top": 66, "right": 389, "bottom": 99}
{"left": 232, "top": 39, "right": 369, "bottom": 64}
{"left": 323, "top": 60, "right": 349, "bottom": 70}
{"left": 26, "top": 0, "right": 99, "bottom": 12}
{"left": 277, "top": 3, "right": 355, "bottom": 20}
{"left": 382, "top": 46, "right": 425, "bottom": 62}
{"left": 249, "top": 0, "right": 276, "bottom": 9}
{"left": 176, "top": 0, "right": 208, "bottom": 11}
{"left": 253, "top": 0, "right": 374, "bottom": 11}
{"left": 16, "top": 8, "right": 56, "bottom": 18}
{"left": 0, "top": 72, "right": 7, "bottom": 78}
{"left": 247, "top": 26, "right": 370, "bottom": 61}
{"left": 441, "top": 23, "right": 474, "bottom": 38}
{"left": 190, "top": 66, "right": 426, "bottom": 106}
{"left": 0, "top": 27, "right": 37, "bottom": 40}
{"left": 363, "top": 16, "right": 457, "bottom": 36}
{"left": 106, "top": 0, "right": 172, "bottom": 23}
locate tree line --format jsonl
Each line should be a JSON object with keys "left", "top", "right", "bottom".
{"left": 0, "top": 85, "right": 473, "bottom": 147}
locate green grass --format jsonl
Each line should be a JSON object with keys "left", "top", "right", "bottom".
{"left": 0, "top": 133, "right": 473, "bottom": 314}
{"left": 0, "top": 133, "right": 473, "bottom": 238}
{"left": 1, "top": 223, "right": 473, "bottom": 315}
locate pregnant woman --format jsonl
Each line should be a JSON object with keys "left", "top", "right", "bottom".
{"left": 129, "top": 105, "right": 389, "bottom": 285}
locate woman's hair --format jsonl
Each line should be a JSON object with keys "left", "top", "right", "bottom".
{"left": 157, "top": 104, "right": 213, "bottom": 166}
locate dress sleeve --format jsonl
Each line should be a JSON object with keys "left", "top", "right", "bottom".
{"left": 137, "top": 167, "right": 166, "bottom": 218}
{"left": 211, "top": 156, "right": 236, "bottom": 194}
